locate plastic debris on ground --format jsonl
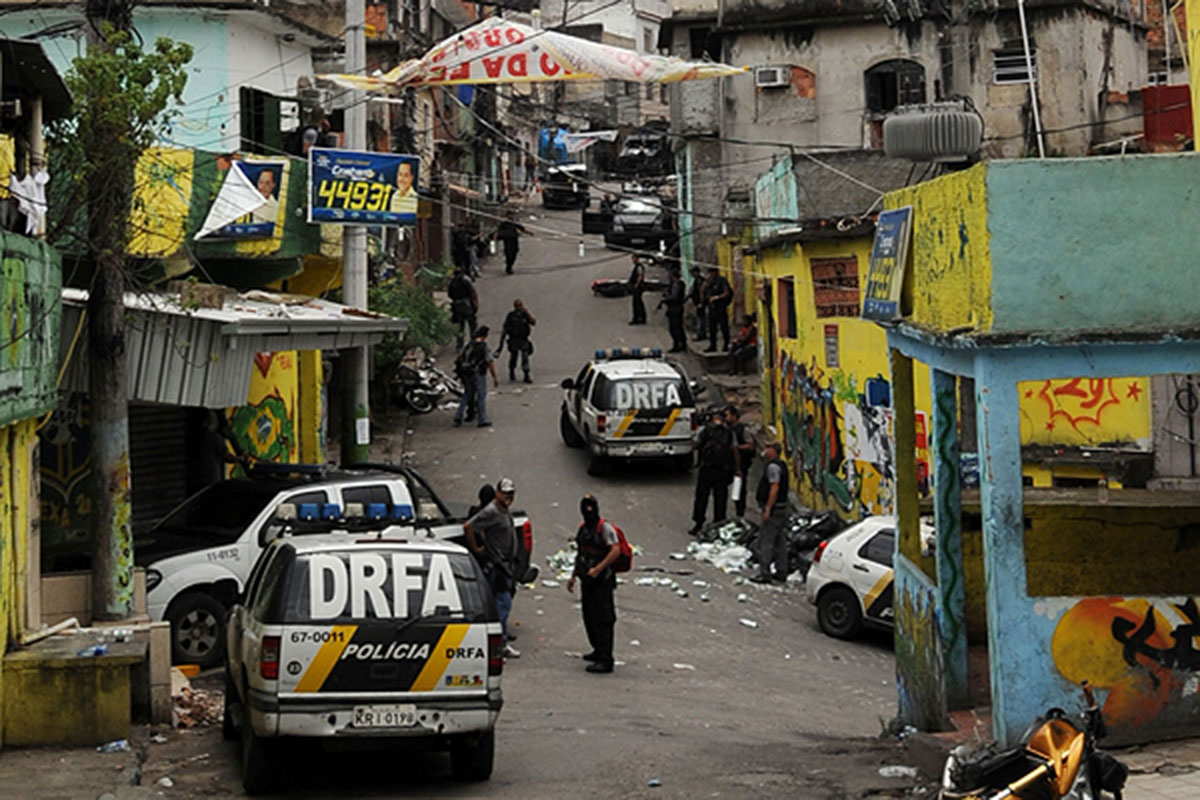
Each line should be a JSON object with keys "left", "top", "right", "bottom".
{"left": 648, "top": 778, "right": 663, "bottom": 787}
{"left": 157, "top": 777, "right": 175, "bottom": 788}
{"left": 685, "top": 517, "right": 782, "bottom": 573}
{"left": 737, "top": 593, "right": 749, "bottom": 603}
{"left": 546, "top": 544, "right": 577, "bottom": 580}
{"left": 630, "top": 639, "right": 641, "bottom": 646}
{"left": 739, "top": 618, "right": 759, "bottom": 629}
{"left": 77, "top": 643, "right": 108, "bottom": 657}
{"left": 700, "top": 593, "right": 710, "bottom": 602}
{"left": 97, "top": 739, "right": 130, "bottom": 753}
{"left": 150, "top": 733, "right": 168, "bottom": 744}
{"left": 173, "top": 686, "right": 224, "bottom": 729}
{"left": 634, "top": 577, "right": 656, "bottom": 586}
{"left": 541, "top": 579, "right": 561, "bottom": 589}
{"left": 669, "top": 552, "right": 686, "bottom": 560}
{"left": 878, "top": 765, "right": 918, "bottom": 779}
{"left": 673, "top": 663, "right": 696, "bottom": 670}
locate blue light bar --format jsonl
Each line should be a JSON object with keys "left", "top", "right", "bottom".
{"left": 321, "top": 503, "right": 342, "bottom": 520}
{"left": 650, "top": 348, "right": 663, "bottom": 357}
{"left": 366, "top": 503, "right": 388, "bottom": 520}
{"left": 595, "top": 349, "right": 606, "bottom": 359}
{"left": 392, "top": 504, "right": 415, "bottom": 522}
{"left": 298, "top": 503, "right": 319, "bottom": 521}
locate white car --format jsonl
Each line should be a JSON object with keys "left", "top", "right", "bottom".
{"left": 136, "top": 464, "right": 532, "bottom": 669}
{"left": 223, "top": 534, "right": 503, "bottom": 794}
{"left": 805, "top": 516, "right": 934, "bottom": 640}
{"left": 559, "top": 347, "right": 701, "bottom": 475}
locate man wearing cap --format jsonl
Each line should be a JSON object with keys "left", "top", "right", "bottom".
{"left": 751, "top": 442, "right": 790, "bottom": 584}
{"left": 567, "top": 494, "right": 620, "bottom": 673}
{"left": 464, "top": 478, "right": 522, "bottom": 658}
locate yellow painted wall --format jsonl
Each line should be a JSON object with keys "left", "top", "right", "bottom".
{"left": 886, "top": 165, "right": 994, "bottom": 334}
{"left": 756, "top": 238, "right": 933, "bottom": 519}
{"left": 1018, "top": 377, "right": 1151, "bottom": 449}
{"left": 0, "top": 418, "right": 37, "bottom": 747}
{"left": 129, "top": 148, "right": 194, "bottom": 260}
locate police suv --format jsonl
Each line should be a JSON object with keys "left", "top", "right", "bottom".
{"left": 559, "top": 348, "right": 701, "bottom": 475}
{"left": 135, "top": 464, "right": 532, "bottom": 669}
{"left": 224, "top": 533, "right": 502, "bottom": 793}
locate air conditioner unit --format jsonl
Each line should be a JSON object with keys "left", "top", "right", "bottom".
{"left": 755, "top": 66, "right": 790, "bottom": 89}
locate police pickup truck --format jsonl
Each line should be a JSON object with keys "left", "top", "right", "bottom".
{"left": 559, "top": 348, "right": 702, "bottom": 475}
{"left": 135, "top": 463, "right": 533, "bottom": 669}
{"left": 224, "top": 534, "right": 503, "bottom": 793}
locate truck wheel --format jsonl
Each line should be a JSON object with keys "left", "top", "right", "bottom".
{"left": 818, "top": 586, "right": 863, "bottom": 640}
{"left": 587, "top": 454, "right": 609, "bottom": 477}
{"left": 167, "top": 592, "right": 227, "bottom": 669}
{"left": 450, "top": 730, "right": 495, "bottom": 781}
{"left": 222, "top": 669, "right": 238, "bottom": 741}
{"left": 241, "top": 720, "right": 276, "bottom": 795}
{"left": 560, "top": 406, "right": 584, "bottom": 448}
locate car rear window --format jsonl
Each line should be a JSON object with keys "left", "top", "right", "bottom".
{"left": 276, "top": 549, "right": 493, "bottom": 624}
{"left": 593, "top": 374, "right": 692, "bottom": 411}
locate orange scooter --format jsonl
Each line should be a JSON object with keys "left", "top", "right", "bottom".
{"left": 939, "top": 682, "right": 1127, "bottom": 800}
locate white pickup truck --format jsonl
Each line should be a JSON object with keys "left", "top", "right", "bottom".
{"left": 135, "top": 464, "right": 533, "bottom": 668}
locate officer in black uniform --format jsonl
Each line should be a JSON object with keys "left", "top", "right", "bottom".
{"left": 659, "top": 265, "right": 687, "bottom": 352}
{"left": 687, "top": 410, "right": 738, "bottom": 536}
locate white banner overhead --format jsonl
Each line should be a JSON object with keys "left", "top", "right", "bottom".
{"left": 563, "top": 130, "right": 618, "bottom": 153}
{"left": 322, "top": 17, "right": 746, "bottom": 91}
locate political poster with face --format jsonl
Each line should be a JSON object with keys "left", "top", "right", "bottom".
{"left": 308, "top": 148, "right": 420, "bottom": 226}
{"left": 209, "top": 160, "right": 287, "bottom": 239}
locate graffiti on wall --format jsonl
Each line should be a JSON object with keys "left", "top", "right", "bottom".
{"left": 1020, "top": 378, "right": 1150, "bottom": 447}
{"left": 895, "top": 558, "right": 949, "bottom": 731}
{"left": 40, "top": 394, "right": 93, "bottom": 561}
{"left": 1052, "top": 597, "right": 1200, "bottom": 736}
{"left": 227, "top": 351, "right": 298, "bottom": 471}
{"left": 778, "top": 352, "right": 905, "bottom": 518}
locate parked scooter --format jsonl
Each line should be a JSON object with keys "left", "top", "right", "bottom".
{"left": 940, "top": 682, "right": 1127, "bottom": 800}
{"left": 391, "top": 357, "right": 463, "bottom": 414}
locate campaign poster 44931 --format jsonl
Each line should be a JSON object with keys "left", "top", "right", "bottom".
{"left": 308, "top": 148, "right": 419, "bottom": 225}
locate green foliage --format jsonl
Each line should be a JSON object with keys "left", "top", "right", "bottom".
{"left": 368, "top": 277, "right": 455, "bottom": 379}
{"left": 45, "top": 24, "right": 193, "bottom": 253}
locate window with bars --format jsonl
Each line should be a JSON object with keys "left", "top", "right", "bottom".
{"left": 811, "top": 257, "right": 860, "bottom": 318}
{"left": 993, "top": 43, "right": 1037, "bottom": 84}
{"left": 778, "top": 277, "right": 797, "bottom": 338}
{"left": 864, "top": 59, "right": 926, "bottom": 113}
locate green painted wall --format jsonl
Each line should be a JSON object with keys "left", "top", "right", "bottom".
{"left": 986, "top": 154, "right": 1200, "bottom": 337}
{"left": 0, "top": 234, "right": 62, "bottom": 428}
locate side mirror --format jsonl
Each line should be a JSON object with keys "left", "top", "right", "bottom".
{"left": 561, "top": 378, "right": 575, "bottom": 390}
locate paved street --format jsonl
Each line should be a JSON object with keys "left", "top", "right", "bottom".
{"left": 27, "top": 204, "right": 917, "bottom": 799}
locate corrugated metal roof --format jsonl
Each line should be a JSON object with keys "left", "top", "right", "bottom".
{"left": 59, "top": 288, "right": 408, "bottom": 409}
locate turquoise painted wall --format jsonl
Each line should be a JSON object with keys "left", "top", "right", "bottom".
{"left": 986, "top": 154, "right": 1200, "bottom": 337}
{"left": 4, "top": 8, "right": 231, "bottom": 151}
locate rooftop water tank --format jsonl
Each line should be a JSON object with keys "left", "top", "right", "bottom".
{"left": 883, "top": 101, "right": 983, "bottom": 163}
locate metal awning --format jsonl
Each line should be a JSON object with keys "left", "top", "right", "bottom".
{"left": 59, "top": 287, "right": 407, "bottom": 409}
{"left": 0, "top": 38, "right": 71, "bottom": 121}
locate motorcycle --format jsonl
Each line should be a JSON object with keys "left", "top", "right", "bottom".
{"left": 390, "top": 357, "right": 463, "bottom": 414}
{"left": 940, "top": 682, "right": 1127, "bottom": 800}
{"left": 787, "top": 510, "right": 846, "bottom": 579}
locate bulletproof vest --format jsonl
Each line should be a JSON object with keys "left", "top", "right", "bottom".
{"left": 756, "top": 457, "right": 790, "bottom": 509}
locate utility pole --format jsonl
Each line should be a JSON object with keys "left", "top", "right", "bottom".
{"left": 342, "top": 0, "right": 371, "bottom": 465}
{"left": 86, "top": 0, "right": 135, "bottom": 622}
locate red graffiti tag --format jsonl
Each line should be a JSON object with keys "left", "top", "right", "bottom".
{"left": 1037, "top": 378, "right": 1121, "bottom": 432}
